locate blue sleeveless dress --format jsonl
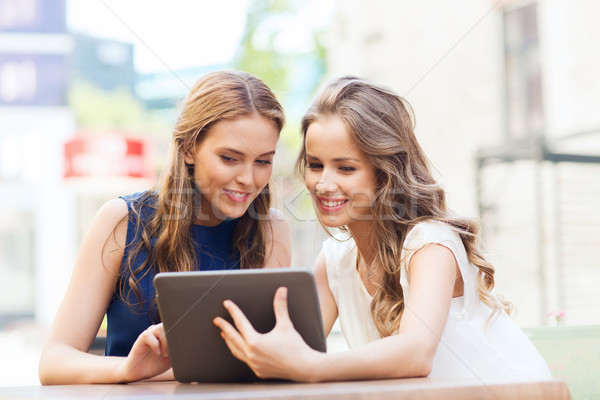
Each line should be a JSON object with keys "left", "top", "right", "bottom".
{"left": 105, "top": 191, "right": 241, "bottom": 356}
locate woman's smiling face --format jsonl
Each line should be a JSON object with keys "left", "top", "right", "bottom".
{"left": 185, "top": 112, "right": 278, "bottom": 226}
{"left": 304, "top": 115, "right": 377, "bottom": 230}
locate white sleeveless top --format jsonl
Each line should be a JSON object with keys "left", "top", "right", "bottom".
{"left": 322, "top": 221, "right": 552, "bottom": 381}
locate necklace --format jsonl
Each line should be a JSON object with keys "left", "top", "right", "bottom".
{"left": 356, "top": 252, "right": 372, "bottom": 342}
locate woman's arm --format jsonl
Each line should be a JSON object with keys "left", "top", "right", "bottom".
{"left": 38, "top": 199, "right": 171, "bottom": 384}
{"left": 308, "top": 244, "right": 458, "bottom": 381}
{"left": 215, "top": 244, "right": 457, "bottom": 382}
{"left": 312, "top": 250, "right": 338, "bottom": 337}
{"left": 263, "top": 208, "right": 291, "bottom": 268}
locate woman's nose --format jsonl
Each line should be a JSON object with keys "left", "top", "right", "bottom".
{"left": 315, "top": 172, "right": 336, "bottom": 192}
{"left": 235, "top": 164, "right": 253, "bottom": 186}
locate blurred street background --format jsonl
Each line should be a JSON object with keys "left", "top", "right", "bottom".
{"left": 1, "top": 0, "right": 599, "bottom": 392}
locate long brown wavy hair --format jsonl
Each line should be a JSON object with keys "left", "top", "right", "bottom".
{"left": 120, "top": 70, "right": 285, "bottom": 316}
{"left": 296, "top": 76, "right": 511, "bottom": 337}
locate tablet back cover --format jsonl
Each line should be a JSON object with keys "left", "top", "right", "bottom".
{"left": 154, "top": 268, "right": 326, "bottom": 383}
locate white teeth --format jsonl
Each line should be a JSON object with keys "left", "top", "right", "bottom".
{"left": 321, "top": 199, "right": 345, "bottom": 207}
{"left": 228, "top": 191, "right": 247, "bottom": 198}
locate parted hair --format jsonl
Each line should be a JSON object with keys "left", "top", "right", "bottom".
{"left": 296, "top": 76, "right": 511, "bottom": 337}
{"left": 120, "top": 70, "right": 285, "bottom": 316}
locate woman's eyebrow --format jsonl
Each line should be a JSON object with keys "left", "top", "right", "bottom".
{"left": 218, "top": 148, "right": 276, "bottom": 157}
{"left": 306, "top": 154, "right": 359, "bottom": 162}
{"left": 332, "top": 156, "right": 360, "bottom": 162}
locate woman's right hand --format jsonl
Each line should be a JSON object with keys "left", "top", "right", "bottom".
{"left": 214, "top": 287, "right": 323, "bottom": 382}
{"left": 118, "top": 323, "right": 172, "bottom": 382}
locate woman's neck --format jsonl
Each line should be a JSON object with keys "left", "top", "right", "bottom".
{"left": 194, "top": 195, "right": 224, "bottom": 226}
{"left": 348, "top": 220, "right": 377, "bottom": 267}
{"left": 348, "top": 221, "right": 383, "bottom": 296}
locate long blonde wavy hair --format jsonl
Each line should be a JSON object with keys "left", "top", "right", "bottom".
{"left": 120, "top": 70, "right": 285, "bottom": 316}
{"left": 296, "top": 76, "right": 511, "bottom": 337}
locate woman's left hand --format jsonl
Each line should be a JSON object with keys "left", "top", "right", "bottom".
{"left": 213, "top": 287, "right": 322, "bottom": 382}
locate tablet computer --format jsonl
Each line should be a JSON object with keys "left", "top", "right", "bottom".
{"left": 154, "top": 268, "right": 327, "bottom": 383}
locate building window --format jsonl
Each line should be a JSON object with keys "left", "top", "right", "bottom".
{"left": 0, "top": 60, "right": 37, "bottom": 103}
{"left": 0, "top": 0, "right": 38, "bottom": 31}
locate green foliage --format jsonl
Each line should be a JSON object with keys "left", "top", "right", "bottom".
{"left": 234, "top": 0, "right": 326, "bottom": 108}
{"left": 235, "top": 0, "right": 292, "bottom": 94}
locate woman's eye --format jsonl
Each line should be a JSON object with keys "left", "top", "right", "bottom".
{"left": 307, "top": 163, "right": 323, "bottom": 170}
{"left": 220, "top": 155, "right": 237, "bottom": 163}
{"left": 256, "top": 159, "right": 272, "bottom": 166}
{"left": 339, "top": 166, "right": 356, "bottom": 172}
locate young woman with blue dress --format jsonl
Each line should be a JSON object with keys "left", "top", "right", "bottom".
{"left": 38, "top": 71, "right": 291, "bottom": 384}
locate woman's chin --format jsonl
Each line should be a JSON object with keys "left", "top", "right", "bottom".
{"left": 318, "top": 215, "right": 347, "bottom": 229}
{"left": 220, "top": 204, "right": 252, "bottom": 220}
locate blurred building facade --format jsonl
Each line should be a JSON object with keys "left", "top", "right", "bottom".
{"left": 0, "top": 0, "right": 75, "bottom": 327}
{"left": 0, "top": 0, "right": 154, "bottom": 328}
{"left": 325, "top": 0, "right": 600, "bottom": 326}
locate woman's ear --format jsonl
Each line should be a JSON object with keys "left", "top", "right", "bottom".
{"left": 183, "top": 147, "right": 195, "bottom": 165}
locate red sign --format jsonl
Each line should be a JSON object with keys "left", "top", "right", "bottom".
{"left": 64, "top": 134, "right": 153, "bottom": 179}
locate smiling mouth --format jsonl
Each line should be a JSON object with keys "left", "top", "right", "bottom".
{"left": 317, "top": 197, "right": 349, "bottom": 210}
{"left": 224, "top": 189, "right": 252, "bottom": 202}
